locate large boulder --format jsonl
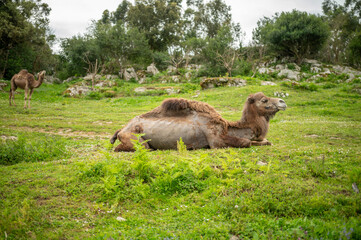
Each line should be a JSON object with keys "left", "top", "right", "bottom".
{"left": 146, "top": 63, "right": 159, "bottom": 76}
{"left": 123, "top": 67, "right": 138, "bottom": 81}
{"left": 200, "top": 77, "right": 246, "bottom": 89}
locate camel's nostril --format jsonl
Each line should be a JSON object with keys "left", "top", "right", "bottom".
{"left": 279, "top": 99, "right": 285, "bottom": 103}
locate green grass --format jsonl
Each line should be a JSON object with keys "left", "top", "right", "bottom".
{"left": 0, "top": 78, "right": 360, "bottom": 239}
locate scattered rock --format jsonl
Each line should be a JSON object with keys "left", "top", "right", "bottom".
{"left": 1, "top": 135, "right": 18, "bottom": 141}
{"left": 200, "top": 77, "right": 246, "bottom": 89}
{"left": 105, "top": 75, "right": 118, "bottom": 80}
{"left": 116, "top": 216, "right": 126, "bottom": 222}
{"left": 257, "top": 161, "right": 268, "bottom": 166}
{"left": 165, "top": 88, "right": 180, "bottom": 95}
{"left": 123, "top": 67, "right": 138, "bottom": 81}
{"left": 275, "top": 64, "right": 286, "bottom": 70}
{"left": 146, "top": 63, "right": 159, "bottom": 76}
{"left": 0, "top": 82, "right": 8, "bottom": 91}
{"left": 136, "top": 70, "right": 147, "bottom": 84}
{"left": 278, "top": 69, "right": 300, "bottom": 81}
{"left": 258, "top": 67, "right": 274, "bottom": 74}
{"left": 63, "top": 85, "right": 91, "bottom": 97}
{"left": 230, "top": 235, "right": 239, "bottom": 240}
{"left": 261, "top": 81, "right": 277, "bottom": 86}
{"left": 274, "top": 91, "right": 289, "bottom": 98}
{"left": 134, "top": 87, "right": 147, "bottom": 93}
{"left": 311, "top": 67, "right": 322, "bottom": 73}
{"left": 83, "top": 74, "right": 102, "bottom": 81}
{"left": 94, "top": 80, "right": 116, "bottom": 88}
{"left": 304, "top": 134, "right": 319, "bottom": 138}
{"left": 167, "top": 65, "right": 177, "bottom": 74}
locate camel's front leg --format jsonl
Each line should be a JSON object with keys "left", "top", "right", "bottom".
{"left": 114, "top": 132, "right": 150, "bottom": 152}
{"left": 28, "top": 89, "right": 34, "bottom": 109}
{"left": 251, "top": 139, "right": 272, "bottom": 146}
{"left": 206, "top": 133, "right": 251, "bottom": 149}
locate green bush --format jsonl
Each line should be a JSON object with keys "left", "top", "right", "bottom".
{"left": 0, "top": 135, "right": 69, "bottom": 165}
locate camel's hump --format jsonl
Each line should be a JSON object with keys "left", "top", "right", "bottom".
{"left": 161, "top": 98, "right": 221, "bottom": 115}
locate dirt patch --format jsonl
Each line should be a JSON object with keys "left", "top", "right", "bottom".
{"left": 7, "top": 126, "right": 110, "bottom": 139}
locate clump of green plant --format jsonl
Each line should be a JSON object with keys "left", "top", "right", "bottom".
{"left": 86, "top": 91, "right": 103, "bottom": 100}
{"left": 0, "top": 135, "right": 69, "bottom": 165}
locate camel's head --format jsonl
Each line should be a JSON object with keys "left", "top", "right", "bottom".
{"left": 247, "top": 92, "right": 287, "bottom": 116}
{"left": 38, "top": 70, "right": 46, "bottom": 78}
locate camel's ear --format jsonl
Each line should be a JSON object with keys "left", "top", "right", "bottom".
{"left": 248, "top": 95, "right": 255, "bottom": 104}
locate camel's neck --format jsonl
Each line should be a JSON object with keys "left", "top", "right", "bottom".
{"left": 33, "top": 74, "right": 44, "bottom": 88}
{"left": 234, "top": 105, "right": 270, "bottom": 140}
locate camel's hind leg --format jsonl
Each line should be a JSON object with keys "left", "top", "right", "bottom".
{"left": 9, "top": 83, "right": 17, "bottom": 106}
{"left": 113, "top": 131, "right": 150, "bottom": 152}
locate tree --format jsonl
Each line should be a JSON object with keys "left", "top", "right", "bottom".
{"left": 112, "top": 0, "right": 131, "bottom": 23}
{"left": 0, "top": 0, "right": 53, "bottom": 79}
{"left": 321, "top": 0, "right": 361, "bottom": 67}
{"left": 127, "top": 0, "right": 183, "bottom": 51}
{"left": 253, "top": 10, "right": 329, "bottom": 64}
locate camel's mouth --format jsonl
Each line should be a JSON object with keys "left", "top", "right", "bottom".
{"left": 277, "top": 99, "right": 287, "bottom": 111}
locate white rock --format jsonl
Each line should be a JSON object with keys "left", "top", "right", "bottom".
{"left": 116, "top": 216, "right": 126, "bottom": 222}
{"left": 278, "top": 69, "right": 300, "bottom": 81}
{"left": 146, "top": 63, "right": 159, "bottom": 75}
{"left": 261, "top": 81, "right": 277, "bottom": 86}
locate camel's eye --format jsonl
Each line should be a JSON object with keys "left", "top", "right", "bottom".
{"left": 262, "top": 99, "right": 268, "bottom": 103}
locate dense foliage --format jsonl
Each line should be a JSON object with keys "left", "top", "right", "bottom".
{"left": 0, "top": 0, "right": 55, "bottom": 79}
{"left": 0, "top": 0, "right": 360, "bottom": 78}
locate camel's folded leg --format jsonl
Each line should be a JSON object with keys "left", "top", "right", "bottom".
{"left": 206, "top": 134, "right": 251, "bottom": 149}
{"left": 251, "top": 139, "right": 272, "bottom": 146}
{"left": 221, "top": 135, "right": 251, "bottom": 148}
{"left": 113, "top": 132, "right": 150, "bottom": 152}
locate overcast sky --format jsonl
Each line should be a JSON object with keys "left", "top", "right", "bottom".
{"left": 43, "top": 0, "right": 345, "bottom": 51}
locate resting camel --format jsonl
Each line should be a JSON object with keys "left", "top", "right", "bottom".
{"left": 110, "top": 92, "right": 287, "bottom": 151}
{"left": 9, "top": 69, "right": 46, "bottom": 109}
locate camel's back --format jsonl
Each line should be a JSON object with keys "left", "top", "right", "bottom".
{"left": 122, "top": 114, "right": 210, "bottom": 150}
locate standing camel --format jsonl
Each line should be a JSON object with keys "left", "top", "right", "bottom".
{"left": 9, "top": 69, "right": 46, "bottom": 109}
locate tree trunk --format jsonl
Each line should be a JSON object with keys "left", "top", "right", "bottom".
{"left": 0, "top": 50, "right": 10, "bottom": 79}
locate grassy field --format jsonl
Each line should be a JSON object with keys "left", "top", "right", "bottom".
{"left": 0, "top": 76, "right": 360, "bottom": 239}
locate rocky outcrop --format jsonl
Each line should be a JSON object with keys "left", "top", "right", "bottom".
{"left": 146, "top": 63, "right": 159, "bottom": 76}
{"left": 200, "top": 77, "right": 246, "bottom": 89}
{"left": 123, "top": 67, "right": 138, "bottom": 81}
{"left": 278, "top": 69, "right": 300, "bottom": 81}
{"left": 83, "top": 74, "right": 102, "bottom": 81}
{"left": 63, "top": 85, "right": 91, "bottom": 97}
